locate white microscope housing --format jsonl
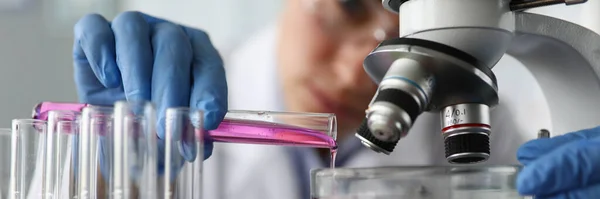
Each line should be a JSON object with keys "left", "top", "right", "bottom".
{"left": 355, "top": 0, "right": 599, "bottom": 164}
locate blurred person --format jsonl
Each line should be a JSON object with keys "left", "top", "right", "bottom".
{"left": 72, "top": 0, "right": 600, "bottom": 198}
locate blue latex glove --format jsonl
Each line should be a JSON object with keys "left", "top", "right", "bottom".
{"left": 72, "top": 11, "right": 227, "bottom": 175}
{"left": 516, "top": 126, "right": 600, "bottom": 198}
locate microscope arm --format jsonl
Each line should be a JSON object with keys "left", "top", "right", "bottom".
{"left": 507, "top": 12, "right": 600, "bottom": 134}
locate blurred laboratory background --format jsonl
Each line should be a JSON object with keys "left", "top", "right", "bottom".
{"left": 0, "top": 0, "right": 597, "bottom": 126}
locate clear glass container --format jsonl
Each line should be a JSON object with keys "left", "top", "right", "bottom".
{"left": 310, "top": 165, "right": 526, "bottom": 199}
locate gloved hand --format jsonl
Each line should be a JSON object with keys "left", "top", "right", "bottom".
{"left": 516, "top": 126, "right": 600, "bottom": 198}
{"left": 72, "top": 11, "right": 227, "bottom": 175}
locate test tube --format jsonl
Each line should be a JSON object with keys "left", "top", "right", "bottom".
{"left": 55, "top": 120, "right": 79, "bottom": 199}
{"left": 110, "top": 100, "right": 158, "bottom": 199}
{"left": 9, "top": 119, "right": 47, "bottom": 199}
{"left": 208, "top": 111, "right": 338, "bottom": 149}
{"left": 0, "top": 128, "right": 11, "bottom": 199}
{"left": 164, "top": 108, "right": 204, "bottom": 199}
{"left": 78, "top": 106, "right": 114, "bottom": 199}
{"left": 32, "top": 102, "right": 339, "bottom": 149}
{"left": 44, "top": 110, "right": 79, "bottom": 199}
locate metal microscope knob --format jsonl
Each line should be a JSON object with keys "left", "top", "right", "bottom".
{"left": 441, "top": 103, "right": 491, "bottom": 164}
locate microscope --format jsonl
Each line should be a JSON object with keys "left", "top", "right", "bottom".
{"left": 355, "top": 0, "right": 600, "bottom": 164}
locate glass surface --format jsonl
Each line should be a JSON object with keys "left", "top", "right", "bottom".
{"left": 209, "top": 110, "right": 337, "bottom": 149}
{"left": 164, "top": 108, "right": 203, "bottom": 199}
{"left": 311, "top": 166, "right": 526, "bottom": 199}
{"left": 0, "top": 128, "right": 11, "bottom": 199}
{"left": 9, "top": 119, "right": 47, "bottom": 199}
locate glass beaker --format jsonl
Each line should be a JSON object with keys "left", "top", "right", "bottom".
{"left": 0, "top": 128, "right": 11, "bottom": 199}
{"left": 163, "top": 107, "right": 204, "bottom": 199}
{"left": 310, "top": 165, "right": 526, "bottom": 199}
{"left": 9, "top": 119, "right": 47, "bottom": 199}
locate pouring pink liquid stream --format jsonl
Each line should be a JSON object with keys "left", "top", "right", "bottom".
{"left": 34, "top": 102, "right": 339, "bottom": 168}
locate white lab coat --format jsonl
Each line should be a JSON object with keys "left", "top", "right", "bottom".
{"left": 202, "top": 24, "right": 555, "bottom": 199}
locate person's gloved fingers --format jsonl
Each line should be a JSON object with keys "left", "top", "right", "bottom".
{"left": 159, "top": 109, "right": 200, "bottom": 165}
{"left": 111, "top": 11, "right": 154, "bottom": 101}
{"left": 73, "top": 13, "right": 120, "bottom": 88}
{"left": 150, "top": 22, "right": 193, "bottom": 140}
{"left": 73, "top": 14, "right": 123, "bottom": 104}
{"left": 180, "top": 110, "right": 205, "bottom": 162}
{"left": 156, "top": 137, "right": 185, "bottom": 177}
{"left": 183, "top": 27, "right": 227, "bottom": 160}
{"left": 138, "top": 12, "right": 171, "bottom": 25}
{"left": 517, "top": 126, "right": 600, "bottom": 165}
{"left": 516, "top": 139, "right": 600, "bottom": 195}
{"left": 203, "top": 135, "right": 214, "bottom": 160}
{"left": 534, "top": 183, "right": 600, "bottom": 199}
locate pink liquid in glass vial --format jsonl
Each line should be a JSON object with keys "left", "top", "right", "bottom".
{"left": 207, "top": 119, "right": 338, "bottom": 168}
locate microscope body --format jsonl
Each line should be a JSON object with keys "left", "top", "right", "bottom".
{"left": 356, "top": 0, "right": 599, "bottom": 164}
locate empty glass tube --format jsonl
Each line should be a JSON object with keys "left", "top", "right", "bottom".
{"left": 0, "top": 128, "right": 11, "bottom": 199}
{"left": 9, "top": 119, "right": 47, "bottom": 199}
{"left": 54, "top": 120, "right": 79, "bottom": 199}
{"left": 163, "top": 108, "right": 204, "bottom": 199}
{"left": 44, "top": 110, "right": 79, "bottom": 199}
{"left": 78, "top": 106, "right": 114, "bottom": 199}
{"left": 110, "top": 100, "right": 158, "bottom": 199}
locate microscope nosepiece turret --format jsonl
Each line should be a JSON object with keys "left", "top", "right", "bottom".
{"left": 355, "top": 0, "right": 512, "bottom": 164}
{"left": 356, "top": 37, "right": 499, "bottom": 164}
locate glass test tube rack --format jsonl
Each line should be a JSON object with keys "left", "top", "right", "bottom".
{"left": 4, "top": 100, "right": 338, "bottom": 199}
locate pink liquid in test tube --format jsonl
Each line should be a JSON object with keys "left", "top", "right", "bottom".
{"left": 33, "top": 102, "right": 338, "bottom": 150}
{"left": 207, "top": 119, "right": 337, "bottom": 149}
